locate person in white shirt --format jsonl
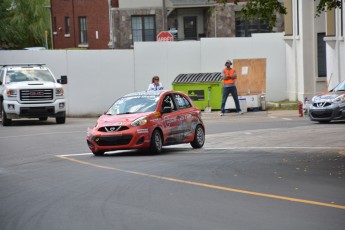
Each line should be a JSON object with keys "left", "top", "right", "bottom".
{"left": 147, "top": 75, "right": 164, "bottom": 91}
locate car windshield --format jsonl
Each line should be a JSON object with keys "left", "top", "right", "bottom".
{"left": 332, "top": 80, "right": 345, "bottom": 92}
{"left": 6, "top": 69, "right": 55, "bottom": 83}
{"left": 106, "top": 95, "right": 159, "bottom": 115}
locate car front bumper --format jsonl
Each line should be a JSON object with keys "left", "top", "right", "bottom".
{"left": 309, "top": 103, "right": 345, "bottom": 121}
{"left": 86, "top": 127, "right": 152, "bottom": 153}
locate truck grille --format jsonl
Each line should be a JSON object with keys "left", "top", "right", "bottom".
{"left": 20, "top": 89, "right": 53, "bottom": 101}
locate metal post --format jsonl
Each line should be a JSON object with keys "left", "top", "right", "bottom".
{"left": 162, "top": 0, "right": 167, "bottom": 31}
{"left": 108, "top": 0, "right": 114, "bottom": 49}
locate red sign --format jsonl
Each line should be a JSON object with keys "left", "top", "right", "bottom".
{"left": 157, "top": 31, "right": 174, "bottom": 42}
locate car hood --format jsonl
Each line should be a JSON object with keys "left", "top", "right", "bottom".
{"left": 97, "top": 112, "right": 153, "bottom": 126}
{"left": 313, "top": 91, "right": 345, "bottom": 102}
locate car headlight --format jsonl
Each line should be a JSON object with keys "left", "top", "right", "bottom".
{"left": 131, "top": 116, "right": 148, "bottom": 127}
{"left": 56, "top": 88, "right": 64, "bottom": 96}
{"left": 6, "top": 89, "right": 17, "bottom": 97}
{"left": 311, "top": 96, "right": 318, "bottom": 103}
{"left": 332, "top": 94, "right": 345, "bottom": 103}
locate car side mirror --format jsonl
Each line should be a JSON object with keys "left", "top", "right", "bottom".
{"left": 162, "top": 106, "right": 173, "bottom": 113}
{"left": 57, "top": 75, "right": 68, "bottom": 84}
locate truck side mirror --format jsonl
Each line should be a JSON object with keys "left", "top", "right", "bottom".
{"left": 57, "top": 75, "right": 67, "bottom": 84}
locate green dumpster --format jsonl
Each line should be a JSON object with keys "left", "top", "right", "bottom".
{"left": 172, "top": 72, "right": 223, "bottom": 110}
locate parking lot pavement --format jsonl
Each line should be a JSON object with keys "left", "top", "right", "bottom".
{"left": 201, "top": 109, "right": 300, "bottom": 119}
{"left": 200, "top": 110, "right": 345, "bottom": 151}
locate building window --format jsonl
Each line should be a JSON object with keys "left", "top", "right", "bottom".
{"left": 53, "top": 17, "right": 57, "bottom": 32}
{"left": 79, "top": 17, "right": 88, "bottom": 44}
{"left": 235, "top": 12, "right": 271, "bottom": 37}
{"left": 131, "top": 15, "right": 156, "bottom": 43}
{"left": 65, "top": 17, "right": 70, "bottom": 35}
{"left": 317, "top": 33, "right": 327, "bottom": 77}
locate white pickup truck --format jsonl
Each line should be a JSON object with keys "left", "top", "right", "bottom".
{"left": 0, "top": 64, "right": 67, "bottom": 126}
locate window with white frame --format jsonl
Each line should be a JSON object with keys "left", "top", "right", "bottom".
{"left": 131, "top": 15, "right": 156, "bottom": 43}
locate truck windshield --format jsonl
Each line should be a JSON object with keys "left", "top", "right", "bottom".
{"left": 6, "top": 69, "right": 55, "bottom": 83}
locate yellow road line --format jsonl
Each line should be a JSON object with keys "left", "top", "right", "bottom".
{"left": 56, "top": 155, "right": 345, "bottom": 210}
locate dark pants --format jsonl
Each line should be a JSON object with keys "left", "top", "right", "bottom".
{"left": 221, "top": 86, "right": 241, "bottom": 113}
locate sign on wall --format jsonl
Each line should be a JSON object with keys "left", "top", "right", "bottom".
{"left": 157, "top": 31, "right": 174, "bottom": 42}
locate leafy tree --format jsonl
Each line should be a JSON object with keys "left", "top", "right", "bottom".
{"left": 215, "top": 0, "right": 343, "bottom": 28}
{"left": 0, "top": 0, "right": 50, "bottom": 49}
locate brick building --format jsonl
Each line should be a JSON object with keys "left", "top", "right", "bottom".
{"left": 50, "top": 0, "right": 118, "bottom": 49}
{"left": 50, "top": 0, "right": 283, "bottom": 49}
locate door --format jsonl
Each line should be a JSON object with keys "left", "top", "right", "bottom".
{"left": 184, "top": 16, "right": 197, "bottom": 40}
{"left": 161, "top": 94, "right": 181, "bottom": 145}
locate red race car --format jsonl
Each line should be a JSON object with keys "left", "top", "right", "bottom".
{"left": 86, "top": 90, "right": 205, "bottom": 156}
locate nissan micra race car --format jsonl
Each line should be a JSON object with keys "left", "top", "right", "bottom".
{"left": 87, "top": 90, "right": 205, "bottom": 156}
{"left": 309, "top": 79, "right": 345, "bottom": 123}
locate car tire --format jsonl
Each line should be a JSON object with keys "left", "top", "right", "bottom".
{"left": 190, "top": 124, "right": 205, "bottom": 149}
{"left": 318, "top": 120, "right": 330, "bottom": 123}
{"left": 92, "top": 150, "right": 105, "bottom": 156}
{"left": 1, "top": 103, "right": 12, "bottom": 126}
{"left": 149, "top": 129, "right": 163, "bottom": 154}
{"left": 39, "top": 117, "right": 48, "bottom": 121}
{"left": 56, "top": 116, "right": 66, "bottom": 124}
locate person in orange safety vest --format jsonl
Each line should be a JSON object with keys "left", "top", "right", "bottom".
{"left": 220, "top": 59, "right": 243, "bottom": 116}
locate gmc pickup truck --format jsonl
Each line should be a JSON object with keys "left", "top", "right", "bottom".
{"left": 0, "top": 64, "right": 67, "bottom": 126}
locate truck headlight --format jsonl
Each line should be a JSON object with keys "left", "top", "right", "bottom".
{"left": 56, "top": 88, "right": 64, "bottom": 96}
{"left": 6, "top": 89, "right": 17, "bottom": 97}
{"left": 131, "top": 116, "right": 148, "bottom": 127}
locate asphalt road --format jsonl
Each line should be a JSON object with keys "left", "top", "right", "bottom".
{"left": 0, "top": 111, "right": 344, "bottom": 230}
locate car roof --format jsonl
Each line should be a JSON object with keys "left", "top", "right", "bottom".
{"left": 123, "top": 90, "right": 176, "bottom": 97}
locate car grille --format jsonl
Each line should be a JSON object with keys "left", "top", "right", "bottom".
{"left": 95, "top": 135, "right": 132, "bottom": 146}
{"left": 98, "top": 126, "right": 129, "bottom": 132}
{"left": 310, "top": 110, "right": 333, "bottom": 118}
{"left": 20, "top": 89, "right": 53, "bottom": 101}
{"left": 312, "top": 102, "right": 332, "bottom": 107}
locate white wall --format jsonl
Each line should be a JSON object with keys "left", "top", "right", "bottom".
{"left": 119, "top": 0, "right": 162, "bottom": 8}
{"left": 0, "top": 33, "right": 286, "bottom": 116}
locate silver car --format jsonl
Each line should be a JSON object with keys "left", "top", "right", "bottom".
{"left": 309, "top": 80, "right": 345, "bottom": 123}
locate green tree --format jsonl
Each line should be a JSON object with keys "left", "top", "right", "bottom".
{"left": 0, "top": 0, "right": 50, "bottom": 49}
{"left": 216, "top": 0, "right": 343, "bottom": 28}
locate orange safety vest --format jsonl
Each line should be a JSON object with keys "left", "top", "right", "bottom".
{"left": 223, "top": 68, "right": 236, "bottom": 85}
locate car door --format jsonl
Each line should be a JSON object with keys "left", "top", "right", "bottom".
{"left": 172, "top": 93, "right": 195, "bottom": 142}
{"left": 160, "top": 94, "right": 182, "bottom": 145}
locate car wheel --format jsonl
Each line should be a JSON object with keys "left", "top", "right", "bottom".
{"left": 39, "top": 117, "right": 48, "bottom": 121}
{"left": 1, "top": 103, "right": 12, "bottom": 126}
{"left": 56, "top": 116, "right": 66, "bottom": 124}
{"left": 190, "top": 124, "right": 205, "bottom": 149}
{"left": 92, "top": 150, "right": 105, "bottom": 156}
{"left": 150, "top": 129, "right": 162, "bottom": 154}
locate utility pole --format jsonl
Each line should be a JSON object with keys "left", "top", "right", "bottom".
{"left": 162, "top": 0, "right": 167, "bottom": 31}
{"left": 108, "top": 0, "right": 114, "bottom": 49}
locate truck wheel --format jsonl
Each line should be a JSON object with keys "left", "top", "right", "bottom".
{"left": 1, "top": 103, "right": 12, "bottom": 126}
{"left": 56, "top": 116, "right": 66, "bottom": 124}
